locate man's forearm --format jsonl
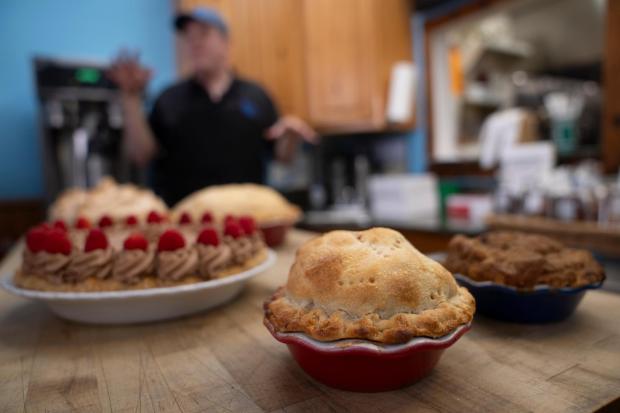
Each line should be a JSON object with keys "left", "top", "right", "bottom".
{"left": 121, "top": 95, "right": 158, "bottom": 167}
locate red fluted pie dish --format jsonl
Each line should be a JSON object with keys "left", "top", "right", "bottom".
{"left": 262, "top": 228, "right": 476, "bottom": 392}
{"left": 264, "top": 317, "right": 471, "bottom": 392}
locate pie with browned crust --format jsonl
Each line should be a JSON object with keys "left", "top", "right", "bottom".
{"left": 264, "top": 228, "right": 475, "bottom": 344}
{"left": 173, "top": 183, "right": 302, "bottom": 226}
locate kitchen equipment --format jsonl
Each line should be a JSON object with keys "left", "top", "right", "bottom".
{"left": 34, "top": 56, "right": 135, "bottom": 203}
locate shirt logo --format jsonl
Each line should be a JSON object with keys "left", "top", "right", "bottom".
{"left": 239, "top": 98, "right": 258, "bottom": 119}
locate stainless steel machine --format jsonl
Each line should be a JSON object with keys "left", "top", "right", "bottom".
{"left": 34, "top": 56, "right": 136, "bottom": 202}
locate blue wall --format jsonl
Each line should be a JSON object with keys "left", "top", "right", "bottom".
{"left": 407, "top": 0, "right": 474, "bottom": 173}
{"left": 0, "top": 0, "right": 175, "bottom": 200}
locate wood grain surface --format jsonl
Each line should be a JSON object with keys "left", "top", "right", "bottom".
{"left": 0, "top": 229, "right": 619, "bottom": 413}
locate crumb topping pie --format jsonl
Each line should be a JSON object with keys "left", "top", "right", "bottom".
{"left": 264, "top": 228, "right": 475, "bottom": 344}
{"left": 444, "top": 231, "right": 605, "bottom": 290}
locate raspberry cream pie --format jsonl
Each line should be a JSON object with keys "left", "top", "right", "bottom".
{"left": 264, "top": 228, "right": 475, "bottom": 344}
{"left": 15, "top": 215, "right": 269, "bottom": 292}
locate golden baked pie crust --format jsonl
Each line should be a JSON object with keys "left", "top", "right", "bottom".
{"left": 265, "top": 285, "right": 474, "bottom": 344}
{"left": 264, "top": 228, "right": 475, "bottom": 344}
{"left": 173, "top": 183, "right": 302, "bottom": 225}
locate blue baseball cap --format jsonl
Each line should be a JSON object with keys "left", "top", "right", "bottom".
{"left": 174, "top": 7, "right": 229, "bottom": 35}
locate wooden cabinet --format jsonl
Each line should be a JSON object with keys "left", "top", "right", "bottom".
{"left": 303, "top": 0, "right": 413, "bottom": 131}
{"left": 302, "top": 0, "right": 377, "bottom": 130}
{"left": 176, "top": 0, "right": 413, "bottom": 133}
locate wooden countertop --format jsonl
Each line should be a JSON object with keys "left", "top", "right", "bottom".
{"left": 1, "top": 229, "right": 619, "bottom": 412}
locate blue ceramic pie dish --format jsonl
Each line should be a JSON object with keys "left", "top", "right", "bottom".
{"left": 453, "top": 273, "right": 604, "bottom": 323}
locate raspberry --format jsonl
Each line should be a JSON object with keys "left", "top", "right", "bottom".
{"left": 26, "top": 225, "right": 48, "bottom": 253}
{"left": 224, "top": 214, "right": 237, "bottom": 225}
{"left": 84, "top": 228, "right": 109, "bottom": 252}
{"left": 224, "top": 222, "right": 243, "bottom": 239}
{"left": 125, "top": 215, "right": 139, "bottom": 226}
{"left": 43, "top": 228, "right": 72, "bottom": 255}
{"left": 98, "top": 215, "right": 114, "bottom": 228}
{"left": 157, "top": 229, "right": 186, "bottom": 252}
{"left": 123, "top": 233, "right": 149, "bottom": 251}
{"left": 52, "top": 220, "right": 68, "bottom": 232}
{"left": 179, "top": 212, "right": 192, "bottom": 225}
{"left": 75, "top": 217, "right": 91, "bottom": 229}
{"left": 147, "top": 210, "right": 164, "bottom": 224}
{"left": 201, "top": 211, "right": 213, "bottom": 224}
{"left": 238, "top": 215, "right": 256, "bottom": 235}
{"left": 197, "top": 227, "right": 219, "bottom": 246}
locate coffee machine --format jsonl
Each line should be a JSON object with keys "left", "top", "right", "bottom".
{"left": 34, "top": 56, "right": 137, "bottom": 202}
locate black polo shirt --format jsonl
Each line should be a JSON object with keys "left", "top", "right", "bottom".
{"left": 149, "top": 77, "right": 278, "bottom": 206}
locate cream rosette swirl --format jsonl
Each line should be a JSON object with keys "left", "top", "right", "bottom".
{"left": 225, "top": 236, "right": 253, "bottom": 264}
{"left": 22, "top": 251, "right": 71, "bottom": 285}
{"left": 22, "top": 226, "right": 73, "bottom": 284}
{"left": 223, "top": 220, "right": 255, "bottom": 265}
{"left": 238, "top": 215, "right": 265, "bottom": 255}
{"left": 195, "top": 227, "right": 233, "bottom": 279}
{"left": 65, "top": 229, "right": 113, "bottom": 282}
{"left": 156, "top": 229, "right": 198, "bottom": 281}
{"left": 113, "top": 233, "right": 154, "bottom": 284}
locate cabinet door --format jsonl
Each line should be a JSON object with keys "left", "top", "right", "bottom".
{"left": 255, "top": 0, "right": 307, "bottom": 119}
{"left": 302, "top": 0, "right": 379, "bottom": 131}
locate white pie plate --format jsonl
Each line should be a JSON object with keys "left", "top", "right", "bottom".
{"left": 0, "top": 250, "right": 276, "bottom": 324}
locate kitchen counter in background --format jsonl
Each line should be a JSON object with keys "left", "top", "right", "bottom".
{"left": 1, "top": 229, "right": 619, "bottom": 412}
{"left": 300, "top": 214, "right": 485, "bottom": 253}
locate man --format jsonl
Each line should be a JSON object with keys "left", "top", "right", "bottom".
{"left": 108, "top": 7, "right": 317, "bottom": 205}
